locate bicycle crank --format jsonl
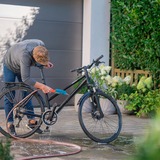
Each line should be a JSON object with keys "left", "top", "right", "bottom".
{"left": 42, "top": 110, "right": 58, "bottom": 125}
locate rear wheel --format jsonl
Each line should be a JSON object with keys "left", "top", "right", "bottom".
{"left": 0, "top": 85, "right": 44, "bottom": 138}
{"left": 78, "top": 91, "right": 122, "bottom": 143}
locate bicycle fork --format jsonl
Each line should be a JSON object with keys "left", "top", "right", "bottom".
{"left": 90, "top": 92, "right": 104, "bottom": 120}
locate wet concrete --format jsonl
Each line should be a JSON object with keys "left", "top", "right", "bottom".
{"left": 0, "top": 107, "right": 151, "bottom": 160}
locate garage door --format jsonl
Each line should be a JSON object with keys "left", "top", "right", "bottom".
{"left": 0, "top": 0, "right": 83, "bottom": 104}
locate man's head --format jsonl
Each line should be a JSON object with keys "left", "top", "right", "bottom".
{"left": 33, "top": 46, "right": 49, "bottom": 65}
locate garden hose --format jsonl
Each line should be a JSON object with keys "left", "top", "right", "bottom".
{"left": 5, "top": 90, "right": 81, "bottom": 160}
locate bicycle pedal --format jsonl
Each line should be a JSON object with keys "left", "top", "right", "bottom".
{"left": 15, "top": 124, "right": 19, "bottom": 128}
{"left": 43, "top": 129, "right": 50, "bottom": 132}
{"left": 43, "top": 126, "right": 50, "bottom": 132}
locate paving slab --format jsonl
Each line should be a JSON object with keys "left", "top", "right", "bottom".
{"left": 0, "top": 107, "right": 151, "bottom": 160}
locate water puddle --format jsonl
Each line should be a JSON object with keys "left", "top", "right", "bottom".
{"left": 73, "top": 135, "right": 136, "bottom": 155}
{"left": 11, "top": 141, "right": 67, "bottom": 157}
{"left": 1, "top": 135, "right": 138, "bottom": 159}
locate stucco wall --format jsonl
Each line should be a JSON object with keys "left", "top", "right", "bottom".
{"left": 83, "top": 0, "right": 110, "bottom": 65}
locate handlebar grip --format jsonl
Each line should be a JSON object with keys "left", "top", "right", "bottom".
{"left": 95, "top": 55, "right": 104, "bottom": 62}
{"left": 71, "top": 55, "right": 104, "bottom": 72}
{"left": 70, "top": 69, "right": 76, "bottom": 72}
{"left": 70, "top": 67, "right": 83, "bottom": 73}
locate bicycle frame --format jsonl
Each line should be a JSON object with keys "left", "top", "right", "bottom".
{"left": 1, "top": 55, "right": 122, "bottom": 143}
{"left": 39, "top": 67, "right": 88, "bottom": 114}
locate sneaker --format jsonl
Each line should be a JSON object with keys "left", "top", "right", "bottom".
{"left": 8, "top": 123, "right": 16, "bottom": 135}
{"left": 26, "top": 120, "right": 43, "bottom": 134}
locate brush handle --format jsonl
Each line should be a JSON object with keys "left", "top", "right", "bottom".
{"left": 50, "top": 89, "right": 68, "bottom": 95}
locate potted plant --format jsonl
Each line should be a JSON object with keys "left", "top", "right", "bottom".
{"left": 90, "top": 64, "right": 136, "bottom": 113}
{"left": 122, "top": 76, "right": 160, "bottom": 117}
{"left": 123, "top": 89, "right": 160, "bottom": 117}
{"left": 115, "top": 83, "right": 136, "bottom": 114}
{"left": 90, "top": 64, "right": 116, "bottom": 97}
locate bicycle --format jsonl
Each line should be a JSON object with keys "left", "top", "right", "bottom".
{"left": 0, "top": 55, "right": 122, "bottom": 143}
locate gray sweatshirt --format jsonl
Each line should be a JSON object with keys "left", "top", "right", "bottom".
{"left": 3, "top": 39, "right": 45, "bottom": 86}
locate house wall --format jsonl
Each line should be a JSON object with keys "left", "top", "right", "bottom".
{"left": 83, "top": 0, "right": 110, "bottom": 66}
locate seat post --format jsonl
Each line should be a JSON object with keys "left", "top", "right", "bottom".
{"left": 39, "top": 67, "right": 51, "bottom": 109}
{"left": 38, "top": 66, "right": 46, "bottom": 85}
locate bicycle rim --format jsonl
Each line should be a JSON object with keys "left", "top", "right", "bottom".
{"left": 78, "top": 91, "right": 122, "bottom": 143}
{"left": 0, "top": 86, "right": 44, "bottom": 138}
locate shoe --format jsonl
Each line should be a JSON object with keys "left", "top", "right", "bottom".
{"left": 8, "top": 123, "right": 16, "bottom": 135}
{"left": 26, "top": 120, "right": 43, "bottom": 134}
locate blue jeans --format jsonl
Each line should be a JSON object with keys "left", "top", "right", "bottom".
{"left": 3, "top": 65, "right": 34, "bottom": 123}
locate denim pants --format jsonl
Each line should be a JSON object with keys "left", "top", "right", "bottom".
{"left": 3, "top": 65, "right": 34, "bottom": 123}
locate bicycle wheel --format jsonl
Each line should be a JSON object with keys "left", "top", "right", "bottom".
{"left": 78, "top": 90, "right": 122, "bottom": 143}
{"left": 0, "top": 85, "right": 44, "bottom": 138}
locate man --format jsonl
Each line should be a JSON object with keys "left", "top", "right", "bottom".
{"left": 3, "top": 39, "right": 53, "bottom": 134}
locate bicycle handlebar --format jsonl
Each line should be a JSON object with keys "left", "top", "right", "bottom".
{"left": 70, "top": 55, "right": 104, "bottom": 73}
{"left": 94, "top": 55, "right": 104, "bottom": 63}
{"left": 36, "top": 55, "right": 104, "bottom": 74}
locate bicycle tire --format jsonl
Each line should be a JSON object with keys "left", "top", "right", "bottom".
{"left": 78, "top": 90, "right": 122, "bottom": 143}
{"left": 0, "top": 85, "right": 44, "bottom": 138}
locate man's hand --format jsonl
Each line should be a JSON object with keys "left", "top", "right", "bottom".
{"left": 34, "top": 82, "right": 53, "bottom": 93}
{"left": 44, "top": 62, "right": 53, "bottom": 68}
{"left": 41, "top": 85, "right": 53, "bottom": 93}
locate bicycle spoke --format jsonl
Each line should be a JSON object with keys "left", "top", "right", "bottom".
{"left": 0, "top": 85, "right": 44, "bottom": 138}
{"left": 79, "top": 91, "right": 122, "bottom": 143}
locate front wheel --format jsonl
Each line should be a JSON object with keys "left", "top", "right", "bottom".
{"left": 78, "top": 91, "right": 122, "bottom": 143}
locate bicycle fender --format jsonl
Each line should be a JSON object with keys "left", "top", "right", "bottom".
{"left": 78, "top": 92, "right": 91, "bottom": 107}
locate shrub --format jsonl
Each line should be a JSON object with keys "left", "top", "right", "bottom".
{"left": 90, "top": 64, "right": 134, "bottom": 98}
{"left": 111, "top": 0, "right": 160, "bottom": 87}
{"left": 121, "top": 76, "right": 160, "bottom": 117}
{"left": 0, "top": 139, "right": 13, "bottom": 160}
{"left": 128, "top": 112, "right": 160, "bottom": 160}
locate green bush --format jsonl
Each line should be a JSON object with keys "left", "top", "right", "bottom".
{"left": 129, "top": 112, "right": 160, "bottom": 160}
{"left": 123, "top": 89, "right": 160, "bottom": 117}
{"left": 111, "top": 0, "right": 160, "bottom": 87}
{"left": 120, "top": 76, "right": 160, "bottom": 117}
{"left": 0, "top": 139, "right": 13, "bottom": 160}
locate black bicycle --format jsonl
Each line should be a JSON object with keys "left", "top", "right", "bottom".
{"left": 0, "top": 55, "right": 122, "bottom": 143}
